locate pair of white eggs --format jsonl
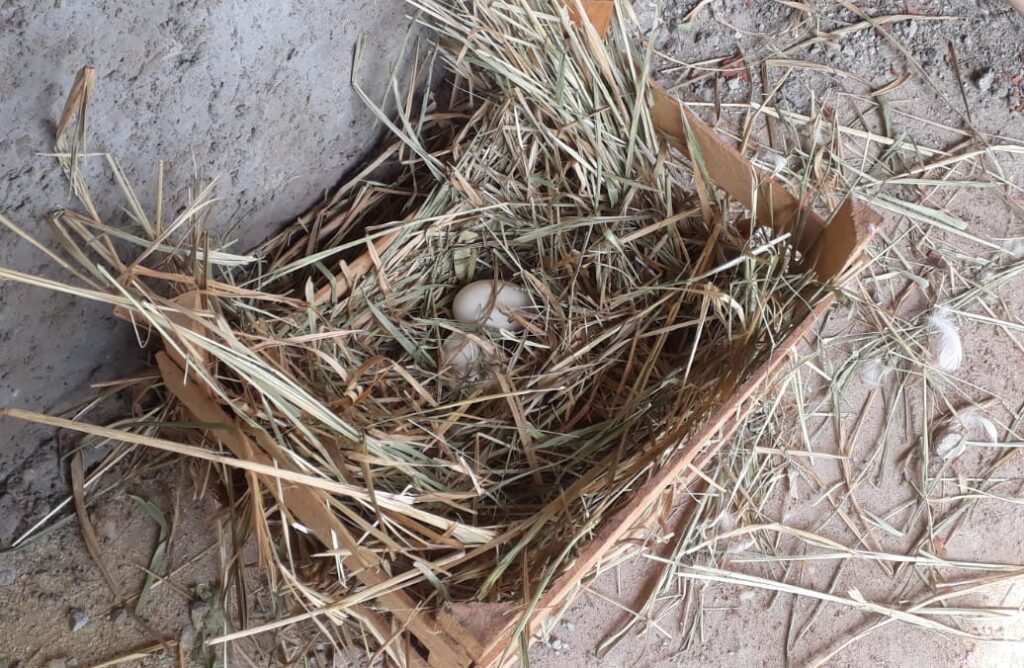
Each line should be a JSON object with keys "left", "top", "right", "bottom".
{"left": 439, "top": 280, "right": 531, "bottom": 384}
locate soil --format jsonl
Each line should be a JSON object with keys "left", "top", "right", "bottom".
{"left": 2, "top": 1, "right": 1024, "bottom": 667}
{"left": 0, "top": 476, "right": 220, "bottom": 667}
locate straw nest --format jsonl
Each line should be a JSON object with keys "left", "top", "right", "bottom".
{"left": 2, "top": 0, "right": 830, "bottom": 650}
{"left": 251, "top": 0, "right": 822, "bottom": 599}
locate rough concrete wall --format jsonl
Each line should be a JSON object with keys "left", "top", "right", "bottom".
{"left": 0, "top": 0, "right": 419, "bottom": 542}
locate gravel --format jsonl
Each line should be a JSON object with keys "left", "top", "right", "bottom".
{"left": 976, "top": 68, "right": 996, "bottom": 93}
{"left": 69, "top": 610, "right": 89, "bottom": 632}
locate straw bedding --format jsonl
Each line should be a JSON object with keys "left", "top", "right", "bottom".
{"left": 243, "top": 0, "right": 823, "bottom": 601}
{"left": 2, "top": 0, "right": 830, "bottom": 648}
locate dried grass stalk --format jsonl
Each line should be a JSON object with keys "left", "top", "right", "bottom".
{"left": 0, "top": 0, "right": 849, "bottom": 658}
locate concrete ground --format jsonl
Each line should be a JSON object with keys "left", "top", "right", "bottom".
{"left": 0, "top": 0, "right": 417, "bottom": 544}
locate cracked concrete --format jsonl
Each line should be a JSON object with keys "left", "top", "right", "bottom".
{"left": 0, "top": 0, "right": 419, "bottom": 542}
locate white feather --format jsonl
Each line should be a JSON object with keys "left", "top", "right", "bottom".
{"left": 934, "top": 430, "right": 963, "bottom": 460}
{"left": 1001, "top": 238, "right": 1024, "bottom": 258}
{"left": 861, "top": 357, "right": 887, "bottom": 386}
{"left": 933, "top": 410, "right": 998, "bottom": 460}
{"left": 771, "top": 153, "right": 788, "bottom": 174}
{"left": 727, "top": 537, "right": 755, "bottom": 553}
{"left": 959, "top": 410, "right": 999, "bottom": 442}
{"left": 928, "top": 308, "right": 963, "bottom": 372}
{"left": 716, "top": 511, "right": 737, "bottom": 531}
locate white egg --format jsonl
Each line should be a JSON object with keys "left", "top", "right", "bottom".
{"left": 452, "top": 280, "right": 531, "bottom": 330}
{"left": 439, "top": 332, "right": 484, "bottom": 381}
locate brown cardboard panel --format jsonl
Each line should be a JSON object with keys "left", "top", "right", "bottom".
{"left": 645, "top": 60, "right": 876, "bottom": 279}
{"left": 453, "top": 296, "right": 841, "bottom": 667}
{"left": 436, "top": 601, "right": 520, "bottom": 659}
{"left": 810, "top": 197, "right": 878, "bottom": 280}
{"left": 571, "top": 0, "right": 614, "bottom": 34}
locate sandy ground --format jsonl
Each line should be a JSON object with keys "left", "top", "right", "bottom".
{"left": 2, "top": 1, "right": 1024, "bottom": 667}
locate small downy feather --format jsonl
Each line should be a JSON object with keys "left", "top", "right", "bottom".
{"left": 933, "top": 410, "right": 998, "bottom": 460}
{"left": 1001, "top": 237, "right": 1024, "bottom": 258}
{"left": 934, "top": 430, "right": 963, "bottom": 460}
{"left": 716, "top": 510, "right": 737, "bottom": 531}
{"left": 928, "top": 307, "right": 963, "bottom": 372}
{"left": 959, "top": 410, "right": 999, "bottom": 442}
{"left": 727, "top": 537, "right": 756, "bottom": 554}
{"left": 860, "top": 357, "right": 887, "bottom": 386}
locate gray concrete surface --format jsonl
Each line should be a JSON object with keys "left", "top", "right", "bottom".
{"left": 0, "top": 0, "right": 419, "bottom": 543}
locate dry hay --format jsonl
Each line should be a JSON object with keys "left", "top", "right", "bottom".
{"left": 0, "top": 0, "right": 852, "bottom": 659}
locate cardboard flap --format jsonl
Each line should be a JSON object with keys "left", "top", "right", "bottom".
{"left": 576, "top": 0, "right": 875, "bottom": 281}
{"left": 569, "top": 0, "right": 614, "bottom": 34}
{"left": 437, "top": 602, "right": 519, "bottom": 659}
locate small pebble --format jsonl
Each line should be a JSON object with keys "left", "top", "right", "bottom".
{"left": 976, "top": 69, "right": 995, "bottom": 93}
{"left": 110, "top": 607, "right": 129, "bottom": 625}
{"left": 190, "top": 599, "right": 211, "bottom": 620}
{"left": 179, "top": 626, "right": 196, "bottom": 652}
{"left": 70, "top": 610, "right": 89, "bottom": 632}
{"left": 728, "top": 78, "right": 742, "bottom": 92}
{"left": 0, "top": 568, "right": 14, "bottom": 586}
